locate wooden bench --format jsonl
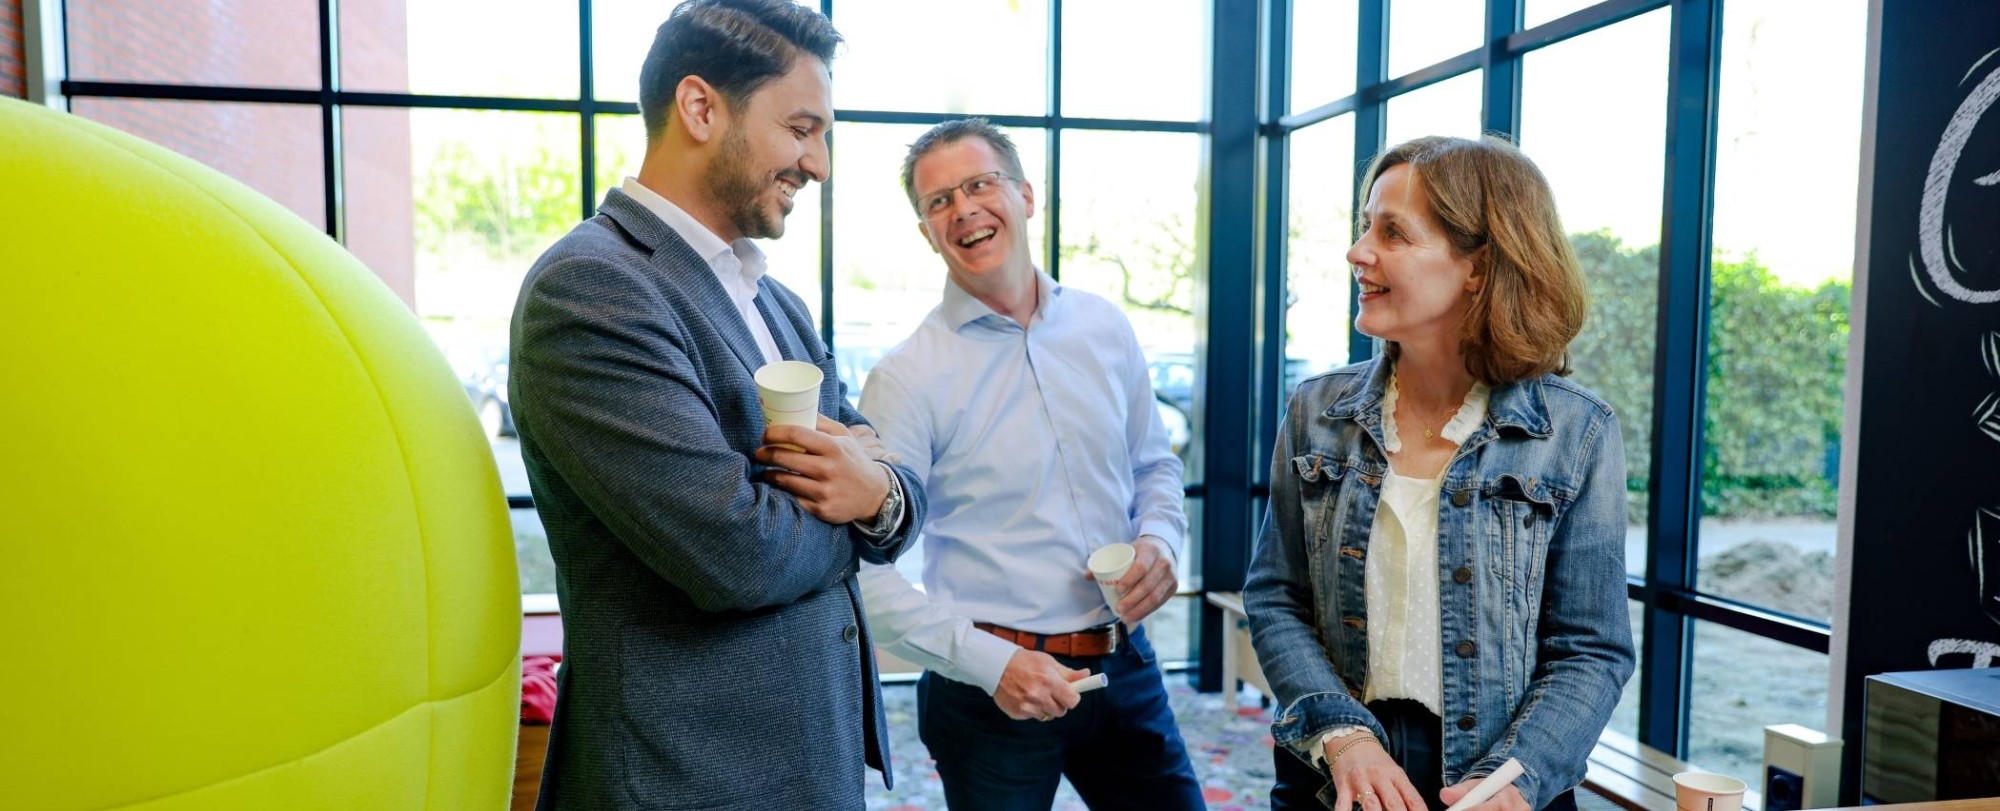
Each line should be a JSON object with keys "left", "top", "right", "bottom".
{"left": 1205, "top": 591, "right": 1273, "bottom": 710}
{"left": 1584, "top": 730, "right": 1762, "bottom": 811}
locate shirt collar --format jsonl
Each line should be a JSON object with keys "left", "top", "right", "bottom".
{"left": 620, "top": 176, "right": 767, "bottom": 286}
{"left": 941, "top": 268, "right": 1061, "bottom": 331}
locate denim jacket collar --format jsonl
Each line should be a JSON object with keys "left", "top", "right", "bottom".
{"left": 1321, "top": 353, "right": 1556, "bottom": 440}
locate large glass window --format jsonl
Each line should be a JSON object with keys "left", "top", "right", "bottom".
{"left": 67, "top": 0, "right": 319, "bottom": 88}
{"left": 1384, "top": 70, "right": 1483, "bottom": 146}
{"left": 1387, "top": 0, "right": 1484, "bottom": 79}
{"left": 832, "top": 0, "right": 1047, "bottom": 115}
{"left": 1062, "top": 0, "right": 1205, "bottom": 122}
{"left": 1289, "top": 0, "right": 1358, "bottom": 114}
{"left": 1689, "top": 619, "right": 1830, "bottom": 787}
{"left": 1059, "top": 130, "right": 1204, "bottom": 478}
{"left": 1523, "top": 0, "right": 1604, "bottom": 30}
{"left": 1284, "top": 115, "right": 1358, "bottom": 394}
{"left": 342, "top": 0, "right": 578, "bottom": 98}
{"left": 1519, "top": 9, "right": 1669, "bottom": 577}
{"left": 1695, "top": 0, "right": 1865, "bottom": 623}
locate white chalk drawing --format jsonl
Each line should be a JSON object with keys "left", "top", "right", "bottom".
{"left": 1928, "top": 638, "right": 2000, "bottom": 668}
{"left": 1975, "top": 507, "right": 2000, "bottom": 625}
{"left": 1928, "top": 509, "right": 2000, "bottom": 668}
{"left": 1983, "top": 332, "right": 2000, "bottom": 442}
{"left": 1915, "top": 47, "right": 2000, "bottom": 305}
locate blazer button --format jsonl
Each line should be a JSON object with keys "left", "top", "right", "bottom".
{"left": 1457, "top": 714, "right": 1477, "bottom": 731}
{"left": 1453, "top": 566, "right": 1472, "bottom": 584}
{"left": 842, "top": 623, "right": 859, "bottom": 643}
{"left": 1451, "top": 490, "right": 1471, "bottom": 507}
{"left": 1456, "top": 640, "right": 1477, "bottom": 658}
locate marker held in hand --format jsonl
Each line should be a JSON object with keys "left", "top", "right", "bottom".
{"left": 1070, "top": 673, "right": 1109, "bottom": 693}
{"left": 1442, "top": 757, "right": 1524, "bottom": 811}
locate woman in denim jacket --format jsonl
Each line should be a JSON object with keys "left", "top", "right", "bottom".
{"left": 1246, "top": 136, "right": 1634, "bottom": 811}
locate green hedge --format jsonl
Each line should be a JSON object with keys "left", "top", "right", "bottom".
{"left": 1565, "top": 230, "right": 1850, "bottom": 520}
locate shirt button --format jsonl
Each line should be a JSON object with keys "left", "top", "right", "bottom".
{"left": 1451, "top": 490, "right": 1471, "bottom": 507}
{"left": 1453, "top": 566, "right": 1473, "bottom": 584}
{"left": 1457, "top": 714, "right": 1477, "bottom": 731}
{"left": 1456, "top": 640, "right": 1477, "bottom": 658}
{"left": 842, "top": 624, "right": 859, "bottom": 643}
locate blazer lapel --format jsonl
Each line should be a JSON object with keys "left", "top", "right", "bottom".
{"left": 755, "top": 291, "right": 810, "bottom": 362}
{"left": 600, "top": 189, "right": 768, "bottom": 376}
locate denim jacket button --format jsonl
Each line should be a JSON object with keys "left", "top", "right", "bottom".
{"left": 1523, "top": 512, "right": 1534, "bottom": 528}
{"left": 1450, "top": 490, "right": 1471, "bottom": 507}
{"left": 1455, "top": 640, "right": 1476, "bottom": 658}
{"left": 1457, "top": 714, "right": 1477, "bottom": 731}
{"left": 1452, "top": 566, "right": 1472, "bottom": 584}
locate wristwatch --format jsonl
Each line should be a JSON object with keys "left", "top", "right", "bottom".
{"left": 862, "top": 463, "right": 904, "bottom": 537}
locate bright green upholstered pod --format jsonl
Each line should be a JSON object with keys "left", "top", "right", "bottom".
{"left": 0, "top": 98, "right": 521, "bottom": 809}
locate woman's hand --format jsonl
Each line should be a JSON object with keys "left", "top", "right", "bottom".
{"left": 1327, "top": 737, "right": 1428, "bottom": 811}
{"left": 1439, "top": 775, "right": 1529, "bottom": 811}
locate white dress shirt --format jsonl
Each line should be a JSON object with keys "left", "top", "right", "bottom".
{"left": 619, "top": 177, "right": 781, "bottom": 365}
{"left": 855, "top": 272, "right": 1186, "bottom": 695}
{"left": 617, "top": 178, "right": 906, "bottom": 537}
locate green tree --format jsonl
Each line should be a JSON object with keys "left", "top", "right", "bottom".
{"left": 1567, "top": 229, "right": 1851, "bottom": 520}
{"left": 1567, "top": 230, "right": 1661, "bottom": 521}
{"left": 1058, "top": 211, "right": 1198, "bottom": 318}
{"left": 1703, "top": 256, "right": 1849, "bottom": 516}
{"left": 416, "top": 141, "right": 581, "bottom": 260}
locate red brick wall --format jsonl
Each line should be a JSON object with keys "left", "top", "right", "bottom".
{"left": 61, "top": 0, "right": 416, "bottom": 305}
{"left": 1, "top": 0, "right": 25, "bottom": 99}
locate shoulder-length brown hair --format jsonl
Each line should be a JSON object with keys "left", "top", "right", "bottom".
{"left": 1361, "top": 135, "right": 1586, "bottom": 385}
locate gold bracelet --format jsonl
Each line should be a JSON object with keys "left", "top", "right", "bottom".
{"left": 1326, "top": 732, "right": 1380, "bottom": 769}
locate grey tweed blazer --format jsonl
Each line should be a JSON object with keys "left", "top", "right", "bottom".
{"left": 510, "top": 188, "right": 923, "bottom": 810}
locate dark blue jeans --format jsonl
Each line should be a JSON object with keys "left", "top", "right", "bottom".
{"left": 1271, "top": 698, "right": 1578, "bottom": 811}
{"left": 917, "top": 624, "right": 1205, "bottom": 811}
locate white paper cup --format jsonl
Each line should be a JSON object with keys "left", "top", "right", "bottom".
{"left": 1673, "top": 771, "right": 1746, "bottom": 811}
{"left": 763, "top": 405, "right": 818, "bottom": 430}
{"left": 1087, "top": 542, "right": 1136, "bottom": 612}
{"left": 754, "top": 360, "right": 822, "bottom": 413}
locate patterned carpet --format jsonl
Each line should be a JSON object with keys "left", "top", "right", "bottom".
{"left": 866, "top": 678, "right": 1279, "bottom": 810}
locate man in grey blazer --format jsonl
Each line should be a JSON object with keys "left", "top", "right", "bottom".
{"left": 508, "top": 2, "right": 923, "bottom": 808}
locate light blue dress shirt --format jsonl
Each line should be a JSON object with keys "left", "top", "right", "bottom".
{"left": 857, "top": 271, "right": 1185, "bottom": 694}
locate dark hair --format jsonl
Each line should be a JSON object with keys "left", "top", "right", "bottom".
{"left": 1360, "top": 135, "right": 1587, "bottom": 384}
{"left": 638, "top": 0, "right": 842, "bottom": 141}
{"left": 899, "top": 117, "right": 1028, "bottom": 212}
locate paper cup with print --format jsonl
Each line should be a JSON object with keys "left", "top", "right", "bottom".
{"left": 1673, "top": 771, "right": 1746, "bottom": 811}
{"left": 1087, "top": 542, "right": 1137, "bottom": 613}
{"left": 755, "top": 360, "right": 822, "bottom": 450}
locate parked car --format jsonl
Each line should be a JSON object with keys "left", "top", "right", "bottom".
{"left": 445, "top": 344, "right": 514, "bottom": 438}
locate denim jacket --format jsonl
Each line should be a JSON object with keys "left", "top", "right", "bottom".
{"left": 1244, "top": 355, "right": 1635, "bottom": 810}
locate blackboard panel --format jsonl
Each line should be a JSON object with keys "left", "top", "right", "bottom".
{"left": 1843, "top": 0, "right": 2000, "bottom": 802}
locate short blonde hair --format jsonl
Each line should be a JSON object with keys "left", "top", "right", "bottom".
{"left": 1360, "top": 135, "right": 1587, "bottom": 385}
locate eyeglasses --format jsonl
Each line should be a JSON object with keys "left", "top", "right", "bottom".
{"left": 917, "top": 171, "right": 1017, "bottom": 218}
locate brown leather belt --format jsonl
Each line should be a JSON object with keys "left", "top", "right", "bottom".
{"left": 974, "top": 622, "right": 1121, "bottom": 657}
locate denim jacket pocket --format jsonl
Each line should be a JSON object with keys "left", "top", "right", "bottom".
{"left": 1293, "top": 453, "right": 1352, "bottom": 644}
{"left": 1291, "top": 453, "right": 1349, "bottom": 550}
{"left": 1486, "top": 473, "right": 1558, "bottom": 589}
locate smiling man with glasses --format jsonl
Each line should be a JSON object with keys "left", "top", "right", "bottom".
{"left": 854, "top": 117, "right": 1205, "bottom": 810}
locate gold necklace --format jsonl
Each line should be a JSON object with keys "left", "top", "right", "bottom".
{"left": 1401, "top": 396, "right": 1458, "bottom": 440}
